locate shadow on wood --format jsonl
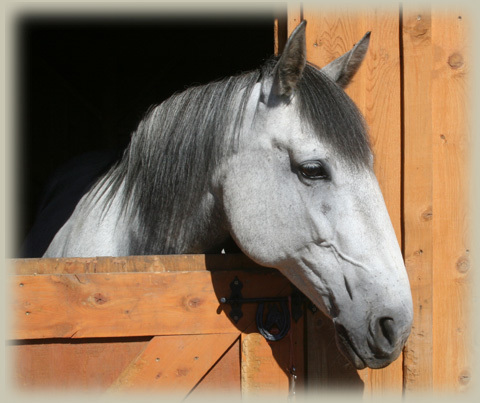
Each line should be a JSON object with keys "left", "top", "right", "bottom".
{"left": 205, "top": 254, "right": 364, "bottom": 395}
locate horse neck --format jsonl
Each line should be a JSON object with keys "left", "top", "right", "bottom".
{"left": 101, "top": 165, "right": 229, "bottom": 256}
{"left": 135, "top": 187, "right": 229, "bottom": 255}
{"left": 102, "top": 75, "right": 262, "bottom": 256}
{"left": 42, "top": 178, "right": 135, "bottom": 258}
{"left": 112, "top": 91, "right": 254, "bottom": 255}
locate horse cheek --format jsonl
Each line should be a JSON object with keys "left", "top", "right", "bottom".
{"left": 221, "top": 155, "right": 297, "bottom": 266}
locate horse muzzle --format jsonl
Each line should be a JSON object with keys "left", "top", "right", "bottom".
{"left": 333, "top": 311, "right": 412, "bottom": 369}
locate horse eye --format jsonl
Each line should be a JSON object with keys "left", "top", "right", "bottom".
{"left": 299, "top": 161, "right": 330, "bottom": 180}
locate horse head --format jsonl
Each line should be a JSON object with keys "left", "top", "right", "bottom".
{"left": 217, "top": 21, "right": 413, "bottom": 369}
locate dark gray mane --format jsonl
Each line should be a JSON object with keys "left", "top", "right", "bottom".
{"left": 96, "top": 58, "right": 371, "bottom": 255}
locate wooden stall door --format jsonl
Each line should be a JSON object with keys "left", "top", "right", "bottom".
{"left": 8, "top": 255, "right": 305, "bottom": 398}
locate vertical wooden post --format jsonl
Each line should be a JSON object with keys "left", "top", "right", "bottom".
{"left": 430, "top": 9, "right": 471, "bottom": 392}
{"left": 274, "top": 4, "right": 288, "bottom": 56}
{"left": 402, "top": 7, "right": 434, "bottom": 392}
{"left": 286, "top": 3, "right": 302, "bottom": 36}
{"left": 402, "top": 6, "right": 471, "bottom": 393}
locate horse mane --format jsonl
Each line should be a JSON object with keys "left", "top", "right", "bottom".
{"left": 92, "top": 58, "right": 371, "bottom": 255}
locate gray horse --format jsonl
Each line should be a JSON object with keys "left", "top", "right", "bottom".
{"left": 43, "top": 21, "right": 413, "bottom": 370}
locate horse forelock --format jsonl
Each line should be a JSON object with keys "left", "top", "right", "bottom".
{"left": 297, "top": 64, "right": 372, "bottom": 168}
{"left": 97, "top": 57, "right": 371, "bottom": 255}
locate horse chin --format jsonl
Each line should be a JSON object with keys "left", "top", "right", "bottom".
{"left": 337, "top": 342, "right": 367, "bottom": 370}
{"left": 334, "top": 322, "right": 367, "bottom": 370}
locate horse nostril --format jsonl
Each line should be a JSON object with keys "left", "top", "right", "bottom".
{"left": 368, "top": 314, "right": 411, "bottom": 361}
{"left": 378, "top": 317, "right": 395, "bottom": 346}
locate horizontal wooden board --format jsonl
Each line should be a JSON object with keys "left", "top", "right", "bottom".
{"left": 9, "top": 337, "right": 150, "bottom": 390}
{"left": 10, "top": 269, "right": 293, "bottom": 340}
{"left": 9, "top": 253, "right": 266, "bottom": 275}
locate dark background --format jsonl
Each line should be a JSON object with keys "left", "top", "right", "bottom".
{"left": 16, "top": 12, "right": 276, "bottom": 253}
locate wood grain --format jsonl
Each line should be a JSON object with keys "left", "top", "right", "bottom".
{"left": 286, "top": 3, "right": 302, "bottom": 36}
{"left": 10, "top": 269, "right": 291, "bottom": 340}
{"left": 9, "top": 253, "right": 265, "bottom": 275}
{"left": 9, "top": 337, "right": 150, "bottom": 390}
{"left": 402, "top": 7, "right": 434, "bottom": 392}
{"left": 188, "top": 337, "right": 241, "bottom": 397}
{"left": 274, "top": 4, "right": 288, "bottom": 55}
{"left": 240, "top": 314, "right": 304, "bottom": 397}
{"left": 108, "top": 333, "right": 239, "bottom": 393}
{"left": 431, "top": 9, "right": 471, "bottom": 392}
{"left": 402, "top": 7, "right": 471, "bottom": 393}
{"left": 305, "top": 310, "right": 364, "bottom": 391}
{"left": 10, "top": 256, "right": 303, "bottom": 394}
{"left": 241, "top": 331, "right": 287, "bottom": 396}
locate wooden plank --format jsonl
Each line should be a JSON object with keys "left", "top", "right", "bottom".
{"left": 401, "top": 7, "right": 434, "bottom": 392}
{"left": 287, "top": 3, "right": 302, "bottom": 36}
{"left": 9, "top": 253, "right": 265, "bottom": 275}
{"left": 241, "top": 331, "right": 287, "bottom": 396}
{"left": 431, "top": 9, "right": 471, "bottom": 392}
{"left": 9, "top": 338, "right": 150, "bottom": 390}
{"left": 274, "top": 4, "right": 288, "bottom": 55}
{"left": 108, "top": 333, "right": 239, "bottom": 393}
{"left": 187, "top": 338, "right": 241, "bottom": 397}
{"left": 10, "top": 270, "right": 291, "bottom": 340}
{"left": 297, "top": 6, "right": 403, "bottom": 395}
{"left": 240, "top": 312, "right": 304, "bottom": 397}
{"left": 305, "top": 309, "right": 364, "bottom": 391}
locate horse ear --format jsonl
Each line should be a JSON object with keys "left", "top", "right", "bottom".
{"left": 268, "top": 20, "right": 307, "bottom": 103}
{"left": 321, "top": 31, "right": 371, "bottom": 88}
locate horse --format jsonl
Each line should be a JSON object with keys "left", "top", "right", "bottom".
{"left": 32, "top": 21, "right": 413, "bottom": 370}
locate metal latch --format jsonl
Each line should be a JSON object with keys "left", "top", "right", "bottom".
{"left": 219, "top": 276, "right": 311, "bottom": 341}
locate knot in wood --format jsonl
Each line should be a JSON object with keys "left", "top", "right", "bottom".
{"left": 93, "top": 293, "right": 108, "bottom": 304}
{"left": 409, "top": 17, "right": 429, "bottom": 41}
{"left": 421, "top": 209, "right": 433, "bottom": 221}
{"left": 187, "top": 297, "right": 202, "bottom": 309}
{"left": 456, "top": 255, "right": 470, "bottom": 273}
{"left": 448, "top": 53, "right": 464, "bottom": 69}
{"left": 176, "top": 368, "right": 189, "bottom": 377}
{"left": 459, "top": 370, "right": 471, "bottom": 386}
